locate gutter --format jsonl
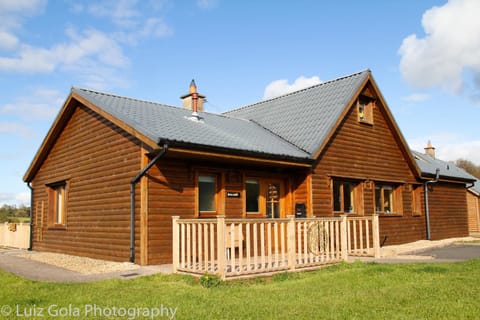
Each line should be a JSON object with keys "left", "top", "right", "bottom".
{"left": 424, "top": 168, "right": 440, "bottom": 240}
{"left": 26, "top": 182, "right": 33, "bottom": 251}
{"left": 129, "top": 143, "right": 169, "bottom": 263}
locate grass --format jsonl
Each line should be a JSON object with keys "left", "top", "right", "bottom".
{"left": 2, "top": 260, "right": 480, "bottom": 319}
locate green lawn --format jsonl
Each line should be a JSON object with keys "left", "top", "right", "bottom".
{"left": 1, "top": 260, "right": 480, "bottom": 319}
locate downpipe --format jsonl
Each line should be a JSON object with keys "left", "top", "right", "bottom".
{"left": 129, "top": 144, "right": 168, "bottom": 263}
{"left": 424, "top": 168, "right": 440, "bottom": 240}
{"left": 27, "top": 182, "right": 33, "bottom": 251}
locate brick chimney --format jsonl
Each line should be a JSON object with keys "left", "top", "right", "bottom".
{"left": 424, "top": 140, "right": 435, "bottom": 159}
{"left": 180, "top": 80, "right": 205, "bottom": 112}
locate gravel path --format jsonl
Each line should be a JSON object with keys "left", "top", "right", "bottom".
{"left": 15, "top": 251, "right": 137, "bottom": 275}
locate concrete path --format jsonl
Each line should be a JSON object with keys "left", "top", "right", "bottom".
{"left": 1, "top": 237, "right": 479, "bottom": 282}
{"left": 0, "top": 248, "right": 172, "bottom": 283}
{"left": 353, "top": 237, "right": 480, "bottom": 264}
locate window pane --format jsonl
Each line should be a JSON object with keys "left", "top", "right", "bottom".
{"left": 55, "top": 185, "right": 65, "bottom": 224}
{"left": 344, "top": 183, "right": 354, "bottom": 213}
{"left": 375, "top": 186, "right": 382, "bottom": 212}
{"left": 199, "top": 175, "right": 216, "bottom": 212}
{"left": 383, "top": 186, "right": 393, "bottom": 213}
{"left": 246, "top": 180, "right": 260, "bottom": 213}
{"left": 333, "top": 181, "right": 342, "bottom": 212}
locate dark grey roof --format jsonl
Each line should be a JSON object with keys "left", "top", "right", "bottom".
{"left": 412, "top": 150, "right": 476, "bottom": 182}
{"left": 470, "top": 181, "right": 480, "bottom": 195}
{"left": 72, "top": 87, "right": 311, "bottom": 160}
{"left": 225, "top": 70, "right": 370, "bottom": 155}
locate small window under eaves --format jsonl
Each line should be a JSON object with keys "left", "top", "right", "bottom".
{"left": 357, "top": 96, "right": 374, "bottom": 125}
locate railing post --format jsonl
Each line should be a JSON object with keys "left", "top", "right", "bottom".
{"left": 340, "top": 215, "right": 348, "bottom": 261}
{"left": 287, "top": 215, "right": 296, "bottom": 271}
{"left": 172, "top": 216, "right": 180, "bottom": 273}
{"left": 372, "top": 214, "right": 380, "bottom": 258}
{"left": 216, "top": 215, "right": 226, "bottom": 280}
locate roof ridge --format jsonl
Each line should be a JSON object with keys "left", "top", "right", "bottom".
{"left": 72, "top": 86, "right": 180, "bottom": 110}
{"left": 224, "top": 69, "right": 370, "bottom": 114}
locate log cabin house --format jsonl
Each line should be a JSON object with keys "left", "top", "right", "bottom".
{"left": 23, "top": 70, "right": 477, "bottom": 268}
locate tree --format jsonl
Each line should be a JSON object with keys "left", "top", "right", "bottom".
{"left": 454, "top": 159, "right": 480, "bottom": 180}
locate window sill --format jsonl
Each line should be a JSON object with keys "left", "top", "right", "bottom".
{"left": 246, "top": 213, "right": 265, "bottom": 218}
{"left": 48, "top": 225, "right": 66, "bottom": 230}
{"left": 377, "top": 213, "right": 403, "bottom": 217}
{"left": 334, "top": 211, "right": 360, "bottom": 215}
{"left": 358, "top": 119, "right": 374, "bottom": 126}
{"left": 198, "top": 212, "right": 218, "bottom": 218}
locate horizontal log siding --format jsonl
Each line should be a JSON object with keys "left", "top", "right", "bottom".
{"left": 467, "top": 192, "right": 480, "bottom": 233}
{"left": 147, "top": 159, "right": 195, "bottom": 264}
{"left": 428, "top": 183, "right": 469, "bottom": 240}
{"left": 311, "top": 99, "right": 425, "bottom": 245}
{"left": 31, "top": 104, "right": 141, "bottom": 262}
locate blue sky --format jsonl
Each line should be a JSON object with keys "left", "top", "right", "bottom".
{"left": 1, "top": 0, "right": 479, "bottom": 206}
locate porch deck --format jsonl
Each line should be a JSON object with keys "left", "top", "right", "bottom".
{"left": 172, "top": 215, "right": 379, "bottom": 279}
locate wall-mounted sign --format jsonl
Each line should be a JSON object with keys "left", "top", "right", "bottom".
{"left": 227, "top": 192, "right": 241, "bottom": 198}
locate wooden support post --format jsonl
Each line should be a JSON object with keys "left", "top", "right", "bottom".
{"left": 172, "top": 216, "right": 180, "bottom": 273}
{"left": 372, "top": 214, "right": 380, "bottom": 258}
{"left": 287, "top": 215, "right": 296, "bottom": 271}
{"left": 216, "top": 215, "right": 226, "bottom": 280}
{"left": 340, "top": 215, "right": 348, "bottom": 261}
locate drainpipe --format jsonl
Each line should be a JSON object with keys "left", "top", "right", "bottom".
{"left": 129, "top": 143, "right": 169, "bottom": 263}
{"left": 26, "top": 182, "right": 33, "bottom": 251}
{"left": 424, "top": 168, "right": 440, "bottom": 240}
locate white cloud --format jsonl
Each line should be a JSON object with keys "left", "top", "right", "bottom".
{"left": 77, "top": 0, "right": 173, "bottom": 43}
{"left": 0, "top": 88, "right": 63, "bottom": 121}
{"left": 0, "top": 31, "right": 19, "bottom": 50}
{"left": 263, "top": 76, "right": 322, "bottom": 100}
{"left": 0, "top": 28, "right": 129, "bottom": 73}
{"left": 0, "top": 192, "right": 30, "bottom": 206}
{"left": 399, "top": 0, "right": 480, "bottom": 100}
{"left": 87, "top": 0, "right": 140, "bottom": 28}
{"left": 403, "top": 93, "right": 431, "bottom": 102}
{"left": 0, "top": 0, "right": 46, "bottom": 14}
{"left": 0, "top": 0, "right": 46, "bottom": 31}
{"left": 140, "top": 17, "right": 173, "bottom": 38}
{"left": 0, "top": 122, "right": 35, "bottom": 138}
{"left": 197, "top": 0, "right": 219, "bottom": 9}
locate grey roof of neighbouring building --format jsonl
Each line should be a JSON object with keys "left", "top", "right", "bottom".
{"left": 471, "top": 181, "right": 480, "bottom": 195}
{"left": 225, "top": 70, "right": 370, "bottom": 155}
{"left": 72, "top": 87, "right": 311, "bottom": 160}
{"left": 412, "top": 150, "right": 477, "bottom": 182}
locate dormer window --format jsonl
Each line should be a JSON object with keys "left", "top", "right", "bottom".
{"left": 357, "top": 96, "right": 374, "bottom": 124}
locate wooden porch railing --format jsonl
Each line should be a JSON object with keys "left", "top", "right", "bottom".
{"left": 172, "top": 215, "right": 380, "bottom": 279}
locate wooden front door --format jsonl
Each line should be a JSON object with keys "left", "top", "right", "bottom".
{"left": 265, "top": 179, "right": 284, "bottom": 219}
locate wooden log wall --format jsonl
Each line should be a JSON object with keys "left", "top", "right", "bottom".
{"left": 31, "top": 104, "right": 142, "bottom": 262}
{"left": 428, "top": 182, "right": 469, "bottom": 240}
{"left": 467, "top": 191, "right": 480, "bottom": 234}
{"left": 311, "top": 92, "right": 427, "bottom": 246}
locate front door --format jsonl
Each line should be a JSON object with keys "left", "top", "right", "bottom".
{"left": 265, "top": 179, "right": 284, "bottom": 218}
